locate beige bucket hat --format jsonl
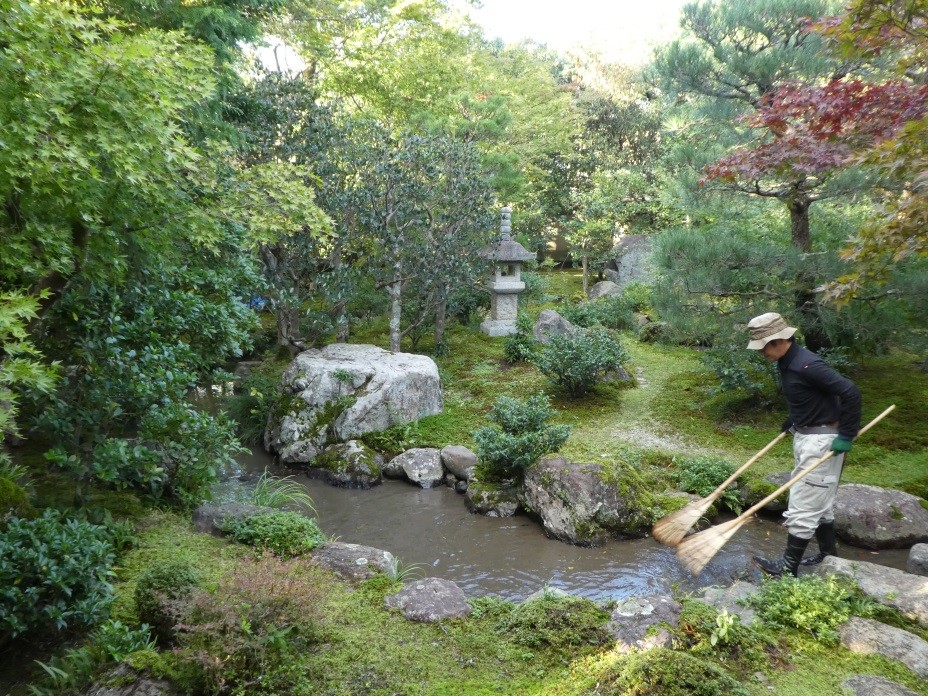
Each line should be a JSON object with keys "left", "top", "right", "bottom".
{"left": 746, "top": 312, "right": 797, "bottom": 349}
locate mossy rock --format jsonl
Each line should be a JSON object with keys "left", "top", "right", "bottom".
{"left": 464, "top": 480, "right": 520, "bottom": 517}
{"left": 134, "top": 560, "right": 201, "bottom": 647}
{"left": 0, "top": 475, "right": 35, "bottom": 521}
{"left": 600, "top": 647, "right": 749, "bottom": 696}
{"left": 307, "top": 440, "right": 383, "bottom": 489}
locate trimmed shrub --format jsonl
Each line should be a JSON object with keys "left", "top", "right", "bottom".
{"left": 503, "top": 313, "right": 537, "bottom": 364}
{"left": 533, "top": 327, "right": 629, "bottom": 397}
{"left": 674, "top": 454, "right": 742, "bottom": 513}
{"left": 701, "top": 344, "right": 779, "bottom": 404}
{"left": 472, "top": 394, "right": 571, "bottom": 482}
{"left": 638, "top": 320, "right": 671, "bottom": 344}
{"left": 497, "top": 592, "right": 610, "bottom": 653}
{"left": 134, "top": 560, "right": 201, "bottom": 646}
{"left": 222, "top": 511, "right": 326, "bottom": 557}
{"left": 0, "top": 509, "right": 116, "bottom": 637}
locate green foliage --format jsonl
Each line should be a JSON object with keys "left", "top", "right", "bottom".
{"left": 225, "top": 364, "right": 284, "bottom": 446}
{"left": 674, "top": 454, "right": 742, "bottom": 513}
{"left": 222, "top": 511, "right": 326, "bottom": 558}
{"left": 702, "top": 344, "right": 780, "bottom": 404}
{"left": 134, "top": 560, "right": 201, "bottom": 646}
{"left": 249, "top": 469, "right": 316, "bottom": 513}
{"left": 503, "top": 313, "right": 537, "bottom": 364}
{"left": 749, "top": 574, "right": 858, "bottom": 643}
{"left": 472, "top": 394, "right": 571, "bottom": 482}
{"left": 561, "top": 294, "right": 636, "bottom": 331}
{"left": 638, "top": 320, "right": 672, "bottom": 344}
{"left": 533, "top": 326, "right": 629, "bottom": 397}
{"left": 139, "top": 403, "right": 245, "bottom": 509}
{"left": 496, "top": 592, "right": 611, "bottom": 653}
{"left": 0, "top": 509, "right": 116, "bottom": 637}
{"left": 600, "top": 647, "right": 750, "bottom": 696}
{"left": 92, "top": 619, "right": 157, "bottom": 662}
{"left": 89, "top": 438, "right": 167, "bottom": 499}
{"left": 175, "top": 555, "right": 329, "bottom": 695}
{"left": 0, "top": 474, "right": 35, "bottom": 520}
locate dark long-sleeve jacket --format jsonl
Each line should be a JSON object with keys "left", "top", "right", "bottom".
{"left": 778, "top": 343, "right": 862, "bottom": 440}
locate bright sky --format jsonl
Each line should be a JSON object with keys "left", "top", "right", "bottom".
{"left": 460, "top": 0, "right": 690, "bottom": 65}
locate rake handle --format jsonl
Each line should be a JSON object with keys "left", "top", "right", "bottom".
{"left": 701, "top": 431, "right": 788, "bottom": 507}
{"left": 732, "top": 404, "right": 896, "bottom": 523}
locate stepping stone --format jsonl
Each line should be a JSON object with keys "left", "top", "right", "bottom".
{"left": 840, "top": 617, "right": 928, "bottom": 680}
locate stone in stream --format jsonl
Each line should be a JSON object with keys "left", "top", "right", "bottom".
{"left": 307, "top": 440, "right": 383, "bottom": 488}
{"left": 833, "top": 484, "right": 928, "bottom": 549}
{"left": 385, "top": 447, "right": 444, "bottom": 488}
{"left": 440, "top": 444, "right": 477, "bottom": 481}
{"left": 608, "top": 595, "right": 681, "bottom": 653}
{"left": 908, "top": 543, "right": 928, "bottom": 577}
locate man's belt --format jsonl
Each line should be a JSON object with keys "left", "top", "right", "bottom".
{"left": 795, "top": 422, "right": 839, "bottom": 435}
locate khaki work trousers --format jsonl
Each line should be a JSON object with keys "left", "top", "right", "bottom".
{"left": 781, "top": 432, "right": 845, "bottom": 539}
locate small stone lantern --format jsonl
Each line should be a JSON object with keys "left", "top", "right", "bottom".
{"left": 478, "top": 207, "right": 535, "bottom": 336}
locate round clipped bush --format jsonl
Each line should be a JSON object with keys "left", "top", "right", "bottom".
{"left": 497, "top": 592, "right": 611, "bottom": 653}
{"left": 602, "top": 647, "right": 749, "bottom": 696}
{"left": 134, "top": 560, "right": 201, "bottom": 646}
{"left": 533, "top": 326, "right": 628, "bottom": 397}
{"left": 223, "top": 511, "right": 326, "bottom": 557}
{"left": 0, "top": 509, "right": 116, "bottom": 637}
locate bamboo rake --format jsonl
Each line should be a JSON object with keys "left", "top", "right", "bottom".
{"left": 675, "top": 404, "right": 896, "bottom": 575}
{"left": 652, "top": 431, "right": 788, "bottom": 547}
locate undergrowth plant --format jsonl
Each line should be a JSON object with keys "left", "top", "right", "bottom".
{"left": 674, "top": 454, "right": 742, "bottom": 513}
{"left": 533, "top": 326, "right": 629, "bottom": 397}
{"left": 496, "top": 592, "right": 611, "bottom": 654}
{"left": 221, "top": 511, "right": 326, "bottom": 558}
{"left": 749, "top": 574, "right": 859, "bottom": 643}
{"left": 249, "top": 469, "right": 316, "bottom": 513}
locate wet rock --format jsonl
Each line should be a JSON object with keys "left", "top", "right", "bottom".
{"left": 588, "top": 280, "right": 621, "bottom": 300}
{"left": 444, "top": 473, "right": 457, "bottom": 487}
{"left": 464, "top": 480, "right": 520, "bottom": 517}
{"left": 454, "top": 479, "right": 468, "bottom": 494}
{"left": 192, "top": 503, "right": 274, "bottom": 537}
{"left": 83, "top": 665, "right": 177, "bottom": 696}
{"left": 814, "top": 556, "right": 928, "bottom": 624}
{"left": 312, "top": 542, "right": 395, "bottom": 581}
{"left": 906, "top": 543, "right": 928, "bottom": 577}
{"left": 834, "top": 484, "right": 928, "bottom": 549}
{"left": 307, "top": 440, "right": 383, "bottom": 488}
{"left": 440, "top": 445, "right": 477, "bottom": 481}
{"left": 842, "top": 675, "right": 920, "bottom": 696}
{"left": 698, "top": 581, "right": 758, "bottom": 626}
{"left": 608, "top": 595, "right": 681, "bottom": 653}
{"left": 384, "top": 577, "right": 471, "bottom": 622}
{"left": 387, "top": 448, "right": 444, "bottom": 488}
{"left": 521, "top": 456, "right": 650, "bottom": 546}
{"left": 840, "top": 617, "right": 928, "bottom": 679}
{"left": 757, "top": 471, "right": 791, "bottom": 512}
{"left": 533, "top": 310, "right": 578, "bottom": 344}
{"left": 265, "top": 344, "right": 442, "bottom": 465}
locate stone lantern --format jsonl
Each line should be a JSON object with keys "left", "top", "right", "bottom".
{"left": 478, "top": 206, "right": 535, "bottom": 336}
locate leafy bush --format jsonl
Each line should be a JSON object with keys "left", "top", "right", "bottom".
{"left": 139, "top": 403, "right": 245, "bottom": 509}
{"left": 533, "top": 327, "right": 629, "bottom": 397}
{"left": 0, "top": 509, "right": 116, "bottom": 637}
{"left": 638, "top": 320, "right": 671, "bottom": 344}
{"left": 176, "top": 555, "right": 328, "bottom": 695}
{"left": 503, "top": 313, "right": 536, "bottom": 364}
{"left": 621, "top": 282, "right": 653, "bottom": 313}
{"left": 497, "top": 592, "right": 610, "bottom": 653}
{"left": 601, "top": 647, "right": 749, "bottom": 696}
{"left": 89, "top": 438, "right": 167, "bottom": 498}
{"left": 222, "top": 511, "right": 326, "bottom": 557}
{"left": 134, "top": 560, "right": 201, "bottom": 646}
{"left": 749, "top": 574, "right": 857, "bottom": 643}
{"left": 701, "top": 344, "right": 779, "bottom": 403}
{"left": 93, "top": 619, "right": 156, "bottom": 661}
{"left": 447, "top": 283, "right": 490, "bottom": 326}
{"left": 560, "top": 295, "right": 635, "bottom": 331}
{"left": 472, "top": 394, "right": 571, "bottom": 482}
{"left": 520, "top": 271, "right": 549, "bottom": 299}
{"left": 674, "top": 455, "right": 741, "bottom": 513}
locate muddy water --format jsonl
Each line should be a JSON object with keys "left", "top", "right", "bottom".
{"left": 236, "top": 449, "right": 911, "bottom": 602}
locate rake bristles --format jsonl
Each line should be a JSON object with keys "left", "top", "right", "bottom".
{"left": 652, "top": 431, "right": 787, "bottom": 547}
{"left": 651, "top": 501, "right": 708, "bottom": 547}
{"left": 675, "top": 517, "right": 745, "bottom": 575}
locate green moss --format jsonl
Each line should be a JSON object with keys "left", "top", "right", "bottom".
{"left": 0, "top": 475, "right": 35, "bottom": 520}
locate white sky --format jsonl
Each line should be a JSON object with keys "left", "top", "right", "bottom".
{"left": 460, "top": 0, "right": 689, "bottom": 65}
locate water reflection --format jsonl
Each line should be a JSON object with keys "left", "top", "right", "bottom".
{"left": 235, "top": 449, "right": 910, "bottom": 602}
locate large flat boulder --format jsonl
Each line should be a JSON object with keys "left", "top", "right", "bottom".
{"left": 814, "top": 556, "right": 928, "bottom": 625}
{"left": 265, "top": 344, "right": 442, "bottom": 465}
{"left": 834, "top": 484, "right": 928, "bottom": 549}
{"left": 840, "top": 617, "right": 928, "bottom": 680}
{"left": 521, "top": 456, "right": 651, "bottom": 546}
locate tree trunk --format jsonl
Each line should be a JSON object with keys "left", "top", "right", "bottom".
{"left": 785, "top": 194, "right": 829, "bottom": 351}
{"left": 582, "top": 254, "right": 589, "bottom": 297}
{"left": 389, "top": 252, "right": 402, "bottom": 352}
{"left": 275, "top": 303, "right": 303, "bottom": 357}
{"left": 787, "top": 194, "right": 811, "bottom": 252}
{"left": 335, "top": 298, "right": 349, "bottom": 343}
{"left": 434, "top": 291, "right": 447, "bottom": 350}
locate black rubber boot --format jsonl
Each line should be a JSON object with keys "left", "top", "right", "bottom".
{"left": 753, "top": 534, "right": 811, "bottom": 578}
{"left": 800, "top": 521, "right": 837, "bottom": 566}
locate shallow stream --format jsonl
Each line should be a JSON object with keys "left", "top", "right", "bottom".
{"left": 235, "top": 448, "right": 911, "bottom": 602}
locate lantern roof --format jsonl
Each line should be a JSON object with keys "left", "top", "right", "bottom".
{"left": 478, "top": 206, "right": 535, "bottom": 262}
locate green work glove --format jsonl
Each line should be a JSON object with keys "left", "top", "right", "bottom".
{"left": 831, "top": 437, "right": 853, "bottom": 453}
